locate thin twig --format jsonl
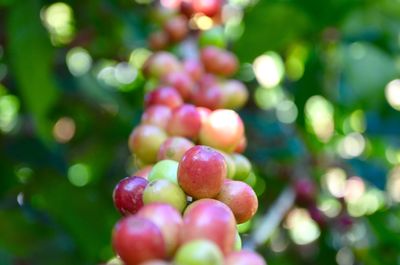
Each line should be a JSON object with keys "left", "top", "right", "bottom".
{"left": 244, "top": 187, "right": 296, "bottom": 250}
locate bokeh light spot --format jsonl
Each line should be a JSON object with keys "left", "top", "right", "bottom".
{"left": 253, "top": 52, "right": 284, "bottom": 88}
{"left": 66, "top": 47, "right": 92, "bottom": 76}
{"left": 53, "top": 117, "right": 76, "bottom": 143}
{"left": 385, "top": 79, "right": 400, "bottom": 111}
{"left": 68, "top": 163, "right": 91, "bottom": 187}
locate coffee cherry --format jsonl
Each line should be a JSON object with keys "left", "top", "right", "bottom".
{"left": 164, "top": 15, "right": 188, "bottom": 42}
{"left": 220, "top": 80, "right": 249, "bottom": 110}
{"left": 225, "top": 250, "right": 266, "bottom": 265}
{"left": 192, "top": 0, "right": 223, "bottom": 17}
{"left": 143, "top": 179, "right": 187, "bottom": 212}
{"left": 137, "top": 203, "right": 183, "bottom": 257}
{"left": 140, "top": 260, "right": 171, "bottom": 265}
{"left": 181, "top": 199, "right": 236, "bottom": 255}
{"left": 157, "top": 136, "right": 195, "bottom": 162}
{"left": 174, "top": 239, "right": 223, "bottom": 265}
{"left": 183, "top": 59, "right": 204, "bottom": 82}
{"left": 167, "top": 104, "right": 202, "bottom": 139}
{"left": 149, "top": 31, "right": 169, "bottom": 51}
{"left": 148, "top": 160, "right": 179, "bottom": 183}
{"left": 216, "top": 179, "right": 258, "bottom": 224}
{"left": 234, "top": 135, "right": 247, "bottom": 153}
{"left": 199, "top": 109, "right": 244, "bottom": 152}
{"left": 179, "top": 0, "right": 194, "bottom": 18}
{"left": 129, "top": 124, "right": 168, "bottom": 164}
{"left": 112, "top": 216, "right": 166, "bottom": 265}
{"left": 133, "top": 165, "right": 153, "bottom": 179}
{"left": 143, "top": 52, "right": 182, "bottom": 78}
{"left": 162, "top": 71, "right": 195, "bottom": 100}
{"left": 294, "top": 178, "right": 317, "bottom": 206}
{"left": 145, "top": 86, "right": 183, "bottom": 109}
{"left": 141, "top": 104, "right": 172, "bottom": 130}
{"left": 113, "top": 176, "right": 149, "bottom": 215}
{"left": 178, "top": 146, "right": 227, "bottom": 199}
{"left": 231, "top": 153, "right": 251, "bottom": 180}
{"left": 191, "top": 85, "right": 222, "bottom": 110}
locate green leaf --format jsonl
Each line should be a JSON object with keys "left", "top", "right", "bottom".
{"left": 6, "top": 0, "right": 60, "bottom": 142}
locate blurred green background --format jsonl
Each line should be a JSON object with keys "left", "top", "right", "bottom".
{"left": 1, "top": 0, "right": 400, "bottom": 264}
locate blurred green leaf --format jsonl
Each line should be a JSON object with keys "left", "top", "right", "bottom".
{"left": 6, "top": 0, "right": 60, "bottom": 142}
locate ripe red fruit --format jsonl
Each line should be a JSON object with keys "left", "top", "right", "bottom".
{"left": 149, "top": 31, "right": 169, "bottom": 51}
{"left": 197, "top": 106, "right": 212, "bottom": 123}
{"left": 180, "top": 0, "right": 194, "bottom": 18}
{"left": 113, "top": 176, "right": 148, "bottom": 216}
{"left": 157, "top": 136, "right": 195, "bottom": 162}
{"left": 164, "top": 16, "right": 188, "bottom": 42}
{"left": 234, "top": 136, "right": 247, "bottom": 153}
{"left": 137, "top": 203, "right": 183, "bottom": 257}
{"left": 293, "top": 178, "right": 317, "bottom": 206}
{"left": 178, "top": 146, "right": 227, "bottom": 199}
{"left": 145, "top": 87, "right": 183, "bottom": 109}
{"left": 191, "top": 85, "right": 222, "bottom": 110}
{"left": 308, "top": 204, "right": 327, "bottom": 228}
{"left": 200, "top": 47, "right": 238, "bottom": 76}
{"left": 220, "top": 80, "right": 249, "bottom": 109}
{"left": 225, "top": 250, "right": 266, "bottom": 265}
{"left": 167, "top": 104, "right": 202, "bottom": 139}
{"left": 162, "top": 71, "right": 194, "bottom": 100}
{"left": 140, "top": 261, "right": 171, "bottom": 265}
{"left": 141, "top": 105, "right": 172, "bottom": 130}
{"left": 129, "top": 124, "right": 168, "bottom": 164}
{"left": 192, "top": 0, "right": 223, "bottom": 17}
{"left": 143, "top": 52, "right": 182, "bottom": 78}
{"left": 199, "top": 109, "right": 244, "bottom": 152}
{"left": 133, "top": 165, "right": 153, "bottom": 179}
{"left": 183, "top": 59, "right": 204, "bottom": 82}
{"left": 181, "top": 199, "right": 236, "bottom": 255}
{"left": 216, "top": 179, "right": 258, "bottom": 224}
{"left": 113, "top": 216, "right": 166, "bottom": 265}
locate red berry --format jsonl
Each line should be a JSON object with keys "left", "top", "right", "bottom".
{"left": 178, "top": 145, "right": 227, "bottom": 199}
{"left": 149, "top": 31, "right": 169, "bottom": 51}
{"left": 145, "top": 86, "right": 183, "bottom": 109}
{"left": 225, "top": 250, "right": 266, "bottom": 265}
{"left": 199, "top": 109, "right": 244, "bottom": 152}
{"left": 133, "top": 165, "right": 153, "bottom": 179}
{"left": 164, "top": 15, "right": 189, "bottom": 42}
{"left": 157, "top": 136, "right": 195, "bottom": 162}
{"left": 137, "top": 203, "right": 183, "bottom": 257}
{"left": 183, "top": 59, "right": 204, "bottom": 82}
{"left": 192, "top": 0, "right": 223, "bottom": 17}
{"left": 294, "top": 178, "right": 317, "bottom": 206}
{"left": 112, "top": 216, "right": 166, "bottom": 265}
{"left": 162, "top": 71, "right": 195, "bottom": 100}
{"left": 167, "top": 104, "right": 202, "bottom": 139}
{"left": 181, "top": 198, "right": 236, "bottom": 255}
{"left": 191, "top": 84, "right": 222, "bottom": 110}
{"left": 141, "top": 104, "right": 172, "bottom": 130}
{"left": 216, "top": 179, "right": 258, "bottom": 224}
{"left": 113, "top": 176, "right": 148, "bottom": 216}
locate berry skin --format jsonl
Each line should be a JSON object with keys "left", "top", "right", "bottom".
{"left": 225, "top": 250, "right": 266, "bottom": 265}
{"left": 137, "top": 203, "right": 183, "bottom": 257}
{"left": 167, "top": 104, "right": 202, "bottom": 139}
{"left": 164, "top": 15, "right": 189, "bottom": 43}
{"left": 181, "top": 199, "right": 236, "bottom": 255}
{"left": 157, "top": 136, "right": 195, "bottom": 162}
{"left": 141, "top": 104, "right": 172, "bottom": 130}
{"left": 178, "top": 146, "right": 227, "bottom": 199}
{"left": 145, "top": 86, "right": 183, "bottom": 109}
{"left": 162, "top": 71, "right": 195, "bottom": 100}
{"left": 192, "top": 0, "right": 223, "bottom": 17}
{"left": 113, "top": 176, "right": 148, "bottom": 216}
{"left": 294, "top": 178, "right": 317, "bottom": 206}
{"left": 128, "top": 124, "right": 168, "bottom": 164}
{"left": 199, "top": 109, "right": 244, "bottom": 152}
{"left": 216, "top": 179, "right": 258, "bottom": 224}
{"left": 112, "top": 216, "right": 166, "bottom": 265}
